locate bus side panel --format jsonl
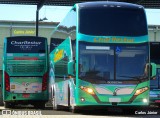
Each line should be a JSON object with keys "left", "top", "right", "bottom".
{"left": 50, "top": 37, "right": 74, "bottom": 106}
{"left": 3, "top": 36, "right": 49, "bottom": 104}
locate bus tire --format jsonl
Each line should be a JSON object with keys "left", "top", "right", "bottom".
{"left": 70, "top": 106, "right": 79, "bottom": 113}
{"left": 68, "top": 86, "right": 70, "bottom": 107}
{"left": 0, "top": 100, "right": 4, "bottom": 106}
{"left": 34, "top": 102, "right": 45, "bottom": 109}
{"left": 10, "top": 103, "right": 15, "bottom": 108}
{"left": 4, "top": 102, "right": 11, "bottom": 108}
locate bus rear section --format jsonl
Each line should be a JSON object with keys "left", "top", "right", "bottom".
{"left": 3, "top": 36, "right": 48, "bottom": 108}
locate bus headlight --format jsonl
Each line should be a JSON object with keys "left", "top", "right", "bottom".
{"left": 80, "top": 86, "right": 95, "bottom": 95}
{"left": 134, "top": 87, "right": 148, "bottom": 96}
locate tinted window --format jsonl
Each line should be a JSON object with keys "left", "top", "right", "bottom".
{"left": 50, "top": 38, "right": 64, "bottom": 53}
{"left": 79, "top": 7, "right": 147, "bottom": 36}
{"left": 150, "top": 69, "right": 160, "bottom": 89}
{"left": 7, "top": 37, "right": 46, "bottom": 53}
{"left": 150, "top": 42, "right": 160, "bottom": 64}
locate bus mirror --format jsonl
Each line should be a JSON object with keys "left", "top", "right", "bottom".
{"left": 150, "top": 63, "right": 156, "bottom": 79}
{"left": 68, "top": 61, "right": 75, "bottom": 76}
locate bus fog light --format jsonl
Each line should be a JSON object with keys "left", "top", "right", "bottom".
{"left": 143, "top": 98, "right": 148, "bottom": 103}
{"left": 80, "top": 97, "right": 85, "bottom": 102}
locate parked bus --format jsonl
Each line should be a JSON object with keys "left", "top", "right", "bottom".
{"left": 3, "top": 36, "right": 49, "bottom": 109}
{"left": 150, "top": 42, "right": 160, "bottom": 107}
{"left": 49, "top": 2, "right": 156, "bottom": 112}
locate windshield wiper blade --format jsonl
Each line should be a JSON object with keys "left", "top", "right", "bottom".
{"left": 118, "top": 75, "right": 145, "bottom": 81}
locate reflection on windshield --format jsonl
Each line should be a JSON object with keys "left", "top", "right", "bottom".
{"left": 150, "top": 69, "right": 160, "bottom": 89}
{"left": 116, "top": 45, "right": 148, "bottom": 80}
{"left": 79, "top": 42, "right": 149, "bottom": 84}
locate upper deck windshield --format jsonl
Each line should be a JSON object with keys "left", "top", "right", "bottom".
{"left": 79, "top": 42, "right": 149, "bottom": 84}
{"left": 79, "top": 6, "right": 147, "bottom": 36}
{"left": 7, "top": 37, "right": 46, "bottom": 53}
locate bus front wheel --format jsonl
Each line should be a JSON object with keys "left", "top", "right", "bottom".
{"left": 4, "top": 102, "right": 12, "bottom": 108}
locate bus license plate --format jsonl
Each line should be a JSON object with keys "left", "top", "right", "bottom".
{"left": 109, "top": 98, "right": 121, "bottom": 102}
{"left": 23, "top": 93, "right": 30, "bottom": 98}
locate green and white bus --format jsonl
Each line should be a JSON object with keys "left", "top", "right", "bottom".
{"left": 150, "top": 42, "right": 160, "bottom": 107}
{"left": 3, "top": 36, "right": 49, "bottom": 109}
{"left": 49, "top": 2, "right": 156, "bottom": 112}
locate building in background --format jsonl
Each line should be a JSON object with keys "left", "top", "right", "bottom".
{"left": 0, "top": 20, "right": 58, "bottom": 69}
{"left": 148, "top": 25, "right": 160, "bottom": 41}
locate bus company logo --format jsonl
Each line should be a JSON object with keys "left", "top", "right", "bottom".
{"left": 11, "top": 41, "right": 42, "bottom": 45}
{"left": 93, "top": 37, "right": 134, "bottom": 43}
{"left": 2, "top": 110, "right": 11, "bottom": 115}
{"left": 25, "top": 83, "right": 30, "bottom": 86}
{"left": 54, "top": 49, "right": 64, "bottom": 62}
{"left": 22, "top": 82, "right": 30, "bottom": 86}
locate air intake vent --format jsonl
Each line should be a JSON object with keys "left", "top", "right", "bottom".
{"left": 7, "top": 60, "right": 45, "bottom": 74}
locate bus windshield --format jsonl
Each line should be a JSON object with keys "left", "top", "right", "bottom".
{"left": 79, "top": 42, "right": 148, "bottom": 83}
{"left": 7, "top": 37, "right": 45, "bottom": 53}
{"left": 79, "top": 7, "right": 147, "bottom": 36}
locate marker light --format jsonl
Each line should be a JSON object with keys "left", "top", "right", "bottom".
{"left": 5, "top": 72, "right": 10, "bottom": 91}
{"left": 80, "top": 86, "right": 95, "bottom": 95}
{"left": 143, "top": 98, "right": 148, "bottom": 103}
{"left": 42, "top": 72, "right": 48, "bottom": 91}
{"left": 80, "top": 97, "right": 85, "bottom": 102}
{"left": 134, "top": 87, "right": 148, "bottom": 96}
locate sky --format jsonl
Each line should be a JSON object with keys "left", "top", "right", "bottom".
{"left": 0, "top": 4, "right": 160, "bottom": 25}
{"left": 0, "top": 4, "right": 71, "bottom": 22}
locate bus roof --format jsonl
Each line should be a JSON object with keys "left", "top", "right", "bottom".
{"left": 78, "top": 1, "right": 144, "bottom": 10}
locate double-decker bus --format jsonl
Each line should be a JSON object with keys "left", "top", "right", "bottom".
{"left": 150, "top": 42, "right": 160, "bottom": 107}
{"left": 3, "top": 36, "right": 48, "bottom": 109}
{"left": 49, "top": 2, "right": 156, "bottom": 112}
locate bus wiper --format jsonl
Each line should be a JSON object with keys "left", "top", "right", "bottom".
{"left": 80, "top": 75, "right": 108, "bottom": 83}
{"left": 118, "top": 75, "right": 146, "bottom": 81}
